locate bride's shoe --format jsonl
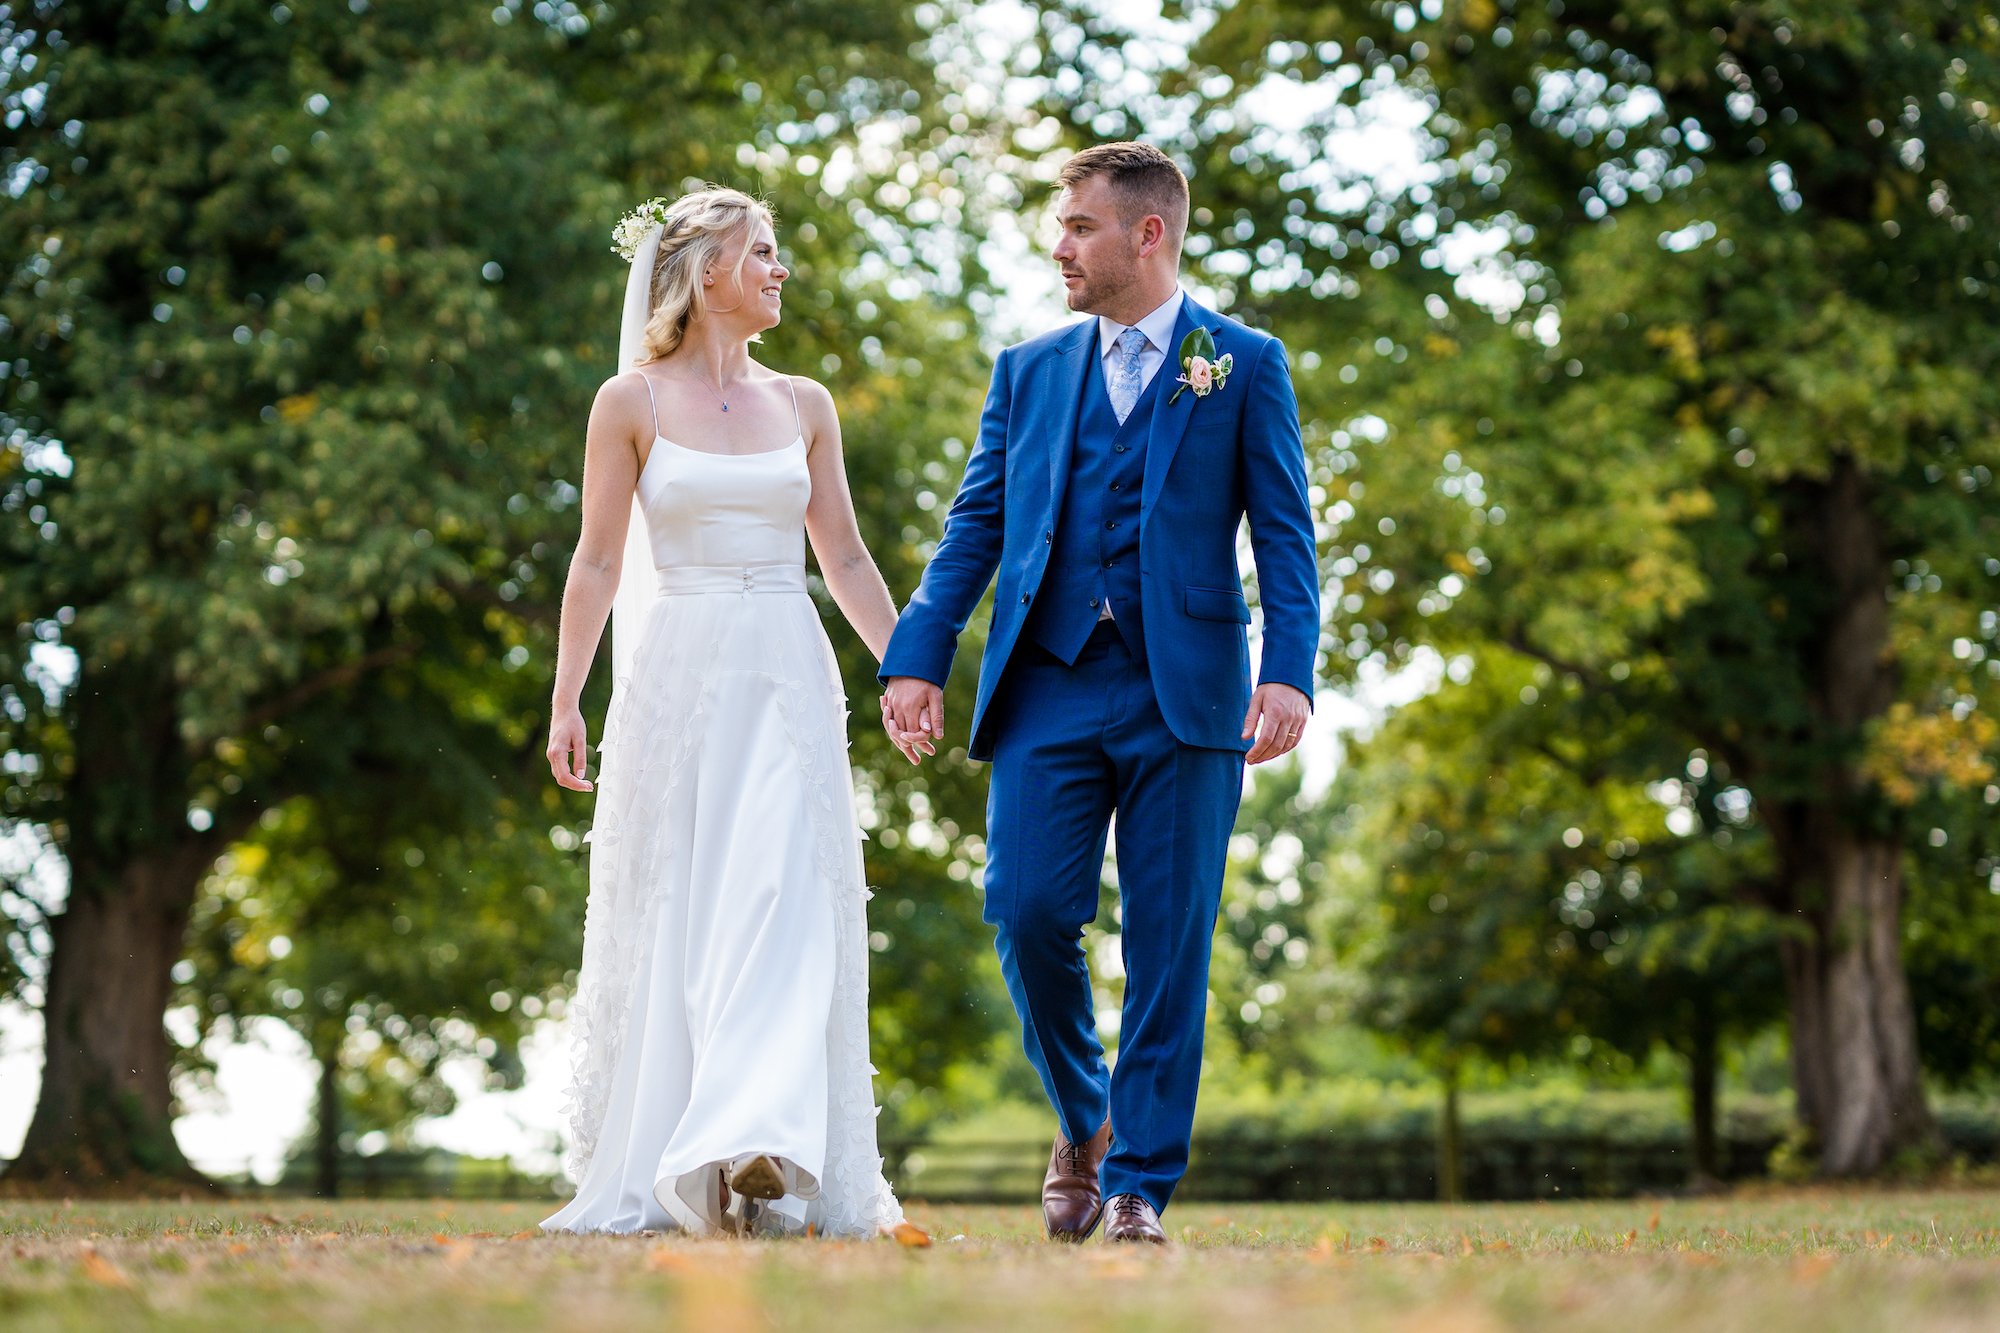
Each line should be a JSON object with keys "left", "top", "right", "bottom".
{"left": 728, "top": 1154, "right": 789, "bottom": 1202}
{"left": 716, "top": 1160, "right": 752, "bottom": 1232}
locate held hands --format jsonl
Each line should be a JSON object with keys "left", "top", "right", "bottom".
{"left": 548, "top": 704, "right": 593, "bottom": 792}
{"left": 1242, "top": 682, "right": 1311, "bottom": 765}
{"left": 880, "top": 676, "right": 943, "bottom": 765}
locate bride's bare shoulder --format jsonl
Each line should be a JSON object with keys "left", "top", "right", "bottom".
{"left": 778, "top": 370, "right": 837, "bottom": 413}
{"left": 589, "top": 369, "right": 659, "bottom": 423}
{"left": 595, "top": 368, "right": 656, "bottom": 402}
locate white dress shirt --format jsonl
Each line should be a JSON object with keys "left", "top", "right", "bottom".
{"left": 1095, "top": 286, "right": 1186, "bottom": 397}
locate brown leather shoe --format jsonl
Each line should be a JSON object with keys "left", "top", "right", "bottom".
{"left": 1042, "top": 1118, "right": 1112, "bottom": 1242}
{"left": 1103, "top": 1194, "right": 1166, "bottom": 1244}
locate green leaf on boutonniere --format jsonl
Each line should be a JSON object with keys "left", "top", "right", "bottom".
{"left": 1168, "top": 326, "right": 1219, "bottom": 405}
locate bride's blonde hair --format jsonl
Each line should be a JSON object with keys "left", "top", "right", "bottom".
{"left": 636, "top": 187, "right": 775, "bottom": 362}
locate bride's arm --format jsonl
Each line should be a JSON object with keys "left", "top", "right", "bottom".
{"left": 547, "top": 374, "right": 648, "bottom": 791}
{"left": 797, "top": 376, "right": 900, "bottom": 665}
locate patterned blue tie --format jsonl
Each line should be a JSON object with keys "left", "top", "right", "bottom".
{"left": 1109, "top": 326, "right": 1148, "bottom": 425}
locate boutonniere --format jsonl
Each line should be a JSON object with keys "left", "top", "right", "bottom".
{"left": 1167, "top": 326, "right": 1232, "bottom": 405}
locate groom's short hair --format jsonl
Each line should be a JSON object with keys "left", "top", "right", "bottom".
{"left": 1057, "top": 142, "right": 1189, "bottom": 252}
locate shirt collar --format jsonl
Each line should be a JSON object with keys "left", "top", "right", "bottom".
{"left": 1096, "top": 286, "right": 1185, "bottom": 360}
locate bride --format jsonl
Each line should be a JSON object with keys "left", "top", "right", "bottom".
{"left": 540, "top": 187, "right": 916, "bottom": 1237}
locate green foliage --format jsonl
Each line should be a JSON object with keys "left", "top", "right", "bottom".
{"left": 1017, "top": 0, "right": 2000, "bottom": 1130}
{"left": 1, "top": 0, "right": 1017, "bottom": 1165}
{"left": 1206, "top": 763, "right": 1340, "bottom": 1078}
{"left": 178, "top": 788, "right": 589, "bottom": 1153}
{"left": 1318, "top": 647, "right": 1785, "bottom": 1079}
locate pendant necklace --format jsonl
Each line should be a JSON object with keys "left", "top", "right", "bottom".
{"left": 693, "top": 367, "right": 733, "bottom": 412}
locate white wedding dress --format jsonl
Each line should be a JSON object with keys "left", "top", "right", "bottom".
{"left": 542, "top": 374, "right": 903, "bottom": 1238}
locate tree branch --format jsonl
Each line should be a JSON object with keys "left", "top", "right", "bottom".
{"left": 237, "top": 642, "right": 422, "bottom": 735}
{"left": 1501, "top": 631, "right": 1608, "bottom": 694}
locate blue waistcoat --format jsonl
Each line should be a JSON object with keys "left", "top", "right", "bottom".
{"left": 1022, "top": 341, "right": 1156, "bottom": 664}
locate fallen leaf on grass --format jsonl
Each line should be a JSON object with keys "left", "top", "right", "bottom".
{"left": 891, "top": 1222, "right": 932, "bottom": 1248}
{"left": 647, "top": 1247, "right": 692, "bottom": 1272}
{"left": 1792, "top": 1254, "right": 1835, "bottom": 1284}
{"left": 1460, "top": 1235, "right": 1477, "bottom": 1257}
{"left": 1085, "top": 1257, "right": 1146, "bottom": 1279}
{"left": 254, "top": 1213, "right": 286, "bottom": 1228}
{"left": 1622, "top": 1229, "right": 1637, "bottom": 1250}
{"left": 226, "top": 1243, "right": 251, "bottom": 1257}
{"left": 79, "top": 1245, "right": 133, "bottom": 1288}
{"left": 1367, "top": 1237, "right": 1389, "bottom": 1252}
{"left": 508, "top": 1230, "right": 541, "bottom": 1241}
{"left": 1647, "top": 1211, "right": 1661, "bottom": 1233}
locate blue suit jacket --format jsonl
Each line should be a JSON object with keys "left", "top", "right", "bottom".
{"left": 880, "top": 295, "right": 1320, "bottom": 760}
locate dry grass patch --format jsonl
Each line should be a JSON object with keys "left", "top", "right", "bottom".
{"left": 2, "top": 1190, "right": 1997, "bottom": 1331}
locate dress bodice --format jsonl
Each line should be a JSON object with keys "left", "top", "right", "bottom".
{"left": 636, "top": 433, "right": 811, "bottom": 574}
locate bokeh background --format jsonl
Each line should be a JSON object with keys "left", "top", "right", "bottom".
{"left": 3, "top": 0, "right": 1997, "bottom": 1200}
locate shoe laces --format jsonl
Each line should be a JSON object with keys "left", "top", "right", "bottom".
{"left": 1111, "top": 1195, "right": 1149, "bottom": 1220}
{"left": 1055, "top": 1139, "right": 1089, "bottom": 1176}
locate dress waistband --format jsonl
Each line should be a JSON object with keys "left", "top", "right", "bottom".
{"left": 655, "top": 563, "right": 809, "bottom": 596}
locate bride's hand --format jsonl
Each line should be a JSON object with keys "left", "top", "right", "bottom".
{"left": 880, "top": 677, "right": 942, "bottom": 765}
{"left": 547, "top": 705, "right": 594, "bottom": 792}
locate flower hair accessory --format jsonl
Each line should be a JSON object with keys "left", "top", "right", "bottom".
{"left": 1167, "top": 326, "right": 1233, "bottom": 405}
{"left": 611, "top": 197, "right": 673, "bottom": 261}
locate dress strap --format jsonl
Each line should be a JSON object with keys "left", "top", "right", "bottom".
{"left": 630, "top": 371, "right": 660, "bottom": 439}
{"left": 784, "top": 375, "right": 802, "bottom": 441}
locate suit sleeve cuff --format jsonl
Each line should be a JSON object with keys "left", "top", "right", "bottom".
{"left": 879, "top": 639, "right": 955, "bottom": 689}
{"left": 1256, "top": 659, "right": 1317, "bottom": 703}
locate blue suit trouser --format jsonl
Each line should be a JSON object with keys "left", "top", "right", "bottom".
{"left": 982, "top": 620, "right": 1245, "bottom": 1214}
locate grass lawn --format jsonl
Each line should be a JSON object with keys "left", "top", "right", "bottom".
{"left": 3, "top": 1189, "right": 1998, "bottom": 1331}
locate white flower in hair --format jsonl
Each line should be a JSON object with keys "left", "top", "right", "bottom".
{"left": 611, "top": 197, "right": 673, "bottom": 261}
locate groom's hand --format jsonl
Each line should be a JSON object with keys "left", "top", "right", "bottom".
{"left": 1242, "top": 683, "right": 1311, "bottom": 765}
{"left": 881, "top": 676, "right": 944, "bottom": 765}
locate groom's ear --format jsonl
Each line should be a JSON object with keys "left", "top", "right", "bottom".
{"left": 1135, "top": 213, "right": 1169, "bottom": 258}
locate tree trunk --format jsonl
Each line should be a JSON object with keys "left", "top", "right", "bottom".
{"left": 4, "top": 660, "right": 221, "bottom": 1195}
{"left": 1780, "top": 834, "right": 1936, "bottom": 1175}
{"left": 1757, "top": 456, "right": 1936, "bottom": 1176}
{"left": 315, "top": 1038, "right": 342, "bottom": 1199}
{"left": 1686, "top": 997, "right": 1719, "bottom": 1186}
{"left": 1436, "top": 1063, "right": 1464, "bottom": 1203}
{"left": 7, "top": 848, "right": 214, "bottom": 1192}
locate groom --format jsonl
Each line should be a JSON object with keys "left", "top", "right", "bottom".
{"left": 879, "top": 143, "right": 1319, "bottom": 1244}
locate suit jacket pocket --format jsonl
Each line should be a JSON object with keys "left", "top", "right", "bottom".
{"left": 1184, "top": 584, "right": 1252, "bottom": 624}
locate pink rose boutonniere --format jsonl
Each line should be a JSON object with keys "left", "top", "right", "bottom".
{"left": 1168, "top": 326, "right": 1233, "bottom": 405}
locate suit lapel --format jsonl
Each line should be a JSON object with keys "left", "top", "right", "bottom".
{"left": 1042, "top": 319, "right": 1096, "bottom": 520}
{"left": 1140, "top": 296, "right": 1210, "bottom": 522}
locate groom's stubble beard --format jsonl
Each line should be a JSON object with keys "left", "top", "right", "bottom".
{"left": 1060, "top": 229, "right": 1144, "bottom": 318}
